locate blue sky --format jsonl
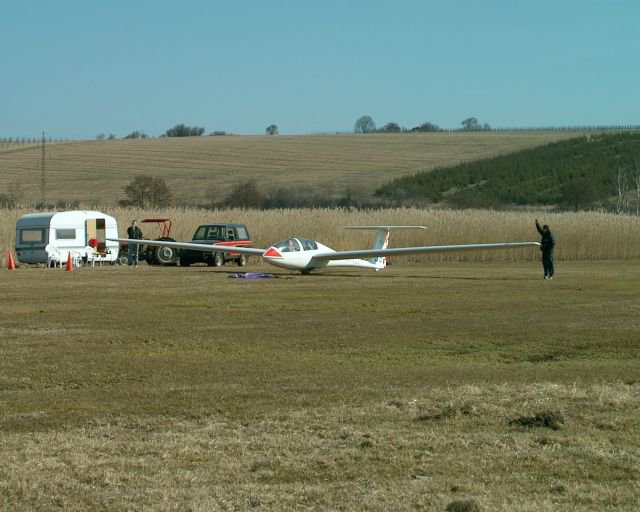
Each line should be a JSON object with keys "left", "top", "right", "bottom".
{"left": 1, "top": 0, "right": 638, "bottom": 139}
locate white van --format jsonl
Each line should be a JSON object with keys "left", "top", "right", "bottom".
{"left": 15, "top": 210, "right": 120, "bottom": 266}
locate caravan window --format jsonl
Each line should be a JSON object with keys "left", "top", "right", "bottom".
{"left": 56, "top": 229, "right": 76, "bottom": 240}
{"left": 20, "top": 228, "right": 46, "bottom": 244}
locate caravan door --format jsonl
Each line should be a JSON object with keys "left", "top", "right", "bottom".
{"left": 86, "top": 217, "right": 107, "bottom": 253}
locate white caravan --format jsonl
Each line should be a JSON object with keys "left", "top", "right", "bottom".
{"left": 15, "top": 210, "right": 120, "bottom": 266}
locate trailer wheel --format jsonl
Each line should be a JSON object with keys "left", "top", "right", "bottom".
{"left": 237, "top": 255, "right": 247, "bottom": 267}
{"left": 214, "top": 252, "right": 224, "bottom": 267}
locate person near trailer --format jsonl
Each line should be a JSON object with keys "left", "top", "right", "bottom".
{"left": 127, "top": 220, "right": 144, "bottom": 266}
{"left": 535, "top": 219, "right": 555, "bottom": 279}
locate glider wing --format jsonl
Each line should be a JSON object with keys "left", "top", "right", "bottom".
{"left": 310, "top": 241, "right": 541, "bottom": 261}
{"left": 109, "top": 238, "right": 267, "bottom": 256}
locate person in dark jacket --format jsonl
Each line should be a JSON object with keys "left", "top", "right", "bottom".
{"left": 535, "top": 219, "right": 555, "bottom": 279}
{"left": 126, "top": 220, "right": 143, "bottom": 266}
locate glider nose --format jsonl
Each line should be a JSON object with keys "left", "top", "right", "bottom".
{"left": 263, "top": 247, "right": 282, "bottom": 258}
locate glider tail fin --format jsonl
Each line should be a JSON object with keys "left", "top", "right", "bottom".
{"left": 369, "top": 228, "right": 390, "bottom": 269}
{"left": 345, "top": 225, "right": 427, "bottom": 271}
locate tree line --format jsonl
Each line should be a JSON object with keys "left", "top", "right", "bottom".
{"left": 5, "top": 120, "right": 640, "bottom": 145}
{"left": 96, "top": 123, "right": 279, "bottom": 140}
{"left": 115, "top": 176, "right": 378, "bottom": 210}
{"left": 353, "top": 115, "right": 640, "bottom": 135}
{"left": 375, "top": 132, "right": 640, "bottom": 213}
{"left": 354, "top": 115, "right": 491, "bottom": 133}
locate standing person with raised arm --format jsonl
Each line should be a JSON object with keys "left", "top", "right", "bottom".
{"left": 535, "top": 219, "right": 556, "bottom": 279}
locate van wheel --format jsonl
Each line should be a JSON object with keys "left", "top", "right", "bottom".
{"left": 214, "top": 252, "right": 224, "bottom": 267}
{"left": 237, "top": 255, "right": 247, "bottom": 267}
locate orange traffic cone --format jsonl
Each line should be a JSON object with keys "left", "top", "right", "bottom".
{"left": 65, "top": 251, "right": 74, "bottom": 271}
{"left": 7, "top": 250, "right": 16, "bottom": 270}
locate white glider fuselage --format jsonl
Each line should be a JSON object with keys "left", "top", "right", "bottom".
{"left": 261, "top": 240, "right": 384, "bottom": 272}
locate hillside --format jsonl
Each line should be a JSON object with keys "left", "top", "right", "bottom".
{"left": 0, "top": 132, "right": 584, "bottom": 207}
{"left": 376, "top": 132, "right": 640, "bottom": 210}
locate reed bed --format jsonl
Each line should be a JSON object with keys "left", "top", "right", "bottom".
{"left": 2, "top": 207, "right": 640, "bottom": 264}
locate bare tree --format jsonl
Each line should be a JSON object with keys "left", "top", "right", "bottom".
{"left": 165, "top": 124, "right": 205, "bottom": 137}
{"left": 119, "top": 175, "right": 173, "bottom": 208}
{"left": 380, "top": 122, "right": 402, "bottom": 133}
{"left": 123, "top": 130, "right": 147, "bottom": 139}
{"left": 223, "top": 179, "right": 265, "bottom": 208}
{"left": 614, "top": 167, "right": 629, "bottom": 214}
{"left": 354, "top": 115, "right": 376, "bottom": 134}
{"left": 461, "top": 117, "right": 480, "bottom": 131}
{"left": 409, "top": 122, "right": 441, "bottom": 132}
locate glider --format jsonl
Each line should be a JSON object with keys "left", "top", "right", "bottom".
{"left": 110, "top": 226, "right": 540, "bottom": 274}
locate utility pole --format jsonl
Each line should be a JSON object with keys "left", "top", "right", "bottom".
{"left": 41, "top": 131, "right": 46, "bottom": 206}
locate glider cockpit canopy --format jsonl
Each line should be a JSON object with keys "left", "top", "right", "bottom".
{"left": 273, "top": 238, "right": 318, "bottom": 252}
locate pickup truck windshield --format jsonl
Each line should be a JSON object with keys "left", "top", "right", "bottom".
{"left": 193, "top": 225, "right": 224, "bottom": 241}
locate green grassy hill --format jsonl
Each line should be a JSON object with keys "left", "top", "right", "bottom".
{"left": 0, "top": 132, "right": 584, "bottom": 207}
{"left": 376, "top": 132, "right": 640, "bottom": 210}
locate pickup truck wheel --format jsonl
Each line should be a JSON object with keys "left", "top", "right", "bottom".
{"left": 237, "top": 255, "right": 247, "bottom": 267}
{"left": 214, "top": 252, "right": 224, "bottom": 267}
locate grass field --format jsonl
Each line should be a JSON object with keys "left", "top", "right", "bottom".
{"left": 0, "top": 132, "right": 586, "bottom": 206}
{"left": 1, "top": 260, "right": 638, "bottom": 511}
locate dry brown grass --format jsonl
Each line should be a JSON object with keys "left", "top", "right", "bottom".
{"left": 1, "top": 261, "right": 639, "bottom": 510}
{"left": 0, "top": 132, "right": 585, "bottom": 205}
{"left": 3, "top": 207, "right": 640, "bottom": 265}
